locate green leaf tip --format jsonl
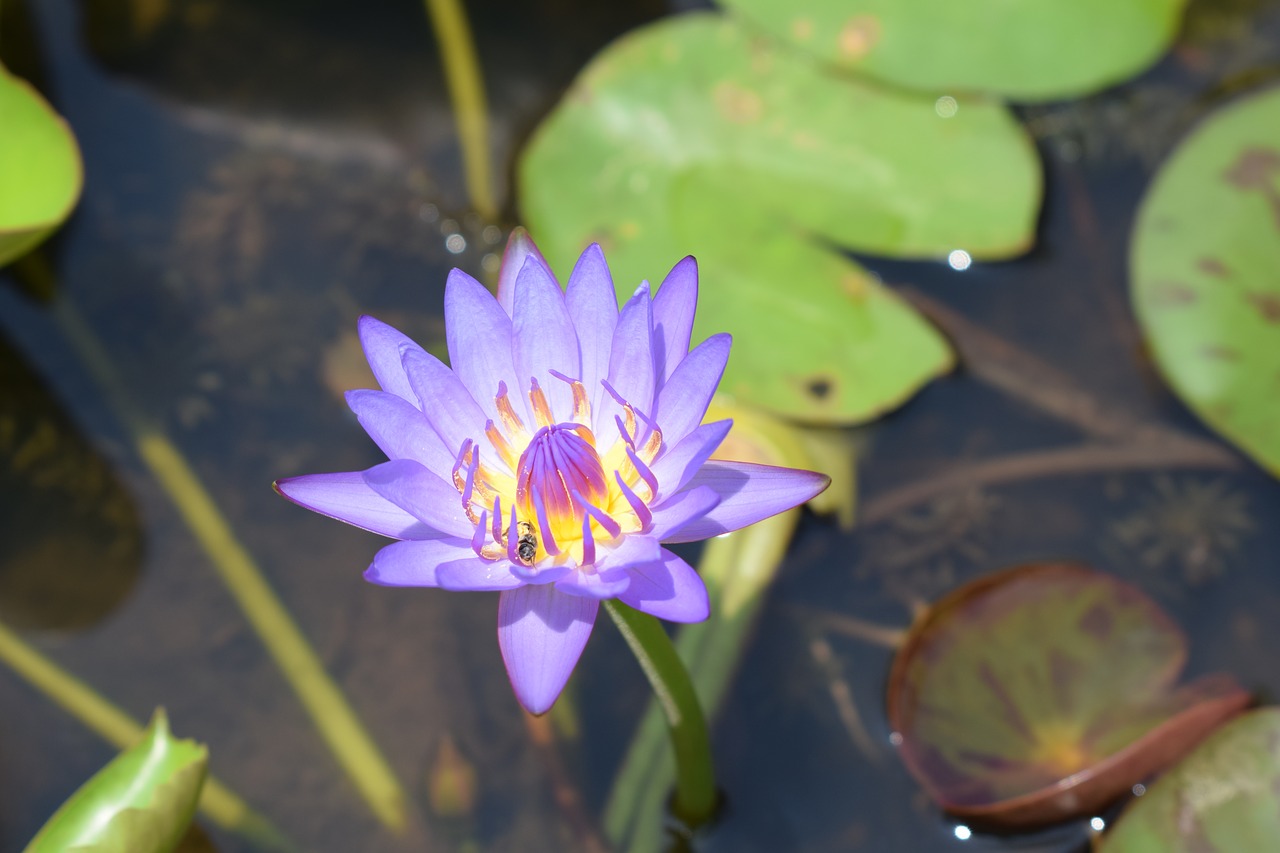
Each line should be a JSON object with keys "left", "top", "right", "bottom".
{"left": 24, "top": 707, "right": 210, "bottom": 853}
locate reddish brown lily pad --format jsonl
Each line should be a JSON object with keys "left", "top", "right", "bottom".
{"left": 887, "top": 563, "right": 1250, "bottom": 829}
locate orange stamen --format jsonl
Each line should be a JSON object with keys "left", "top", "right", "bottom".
{"left": 529, "top": 379, "right": 555, "bottom": 428}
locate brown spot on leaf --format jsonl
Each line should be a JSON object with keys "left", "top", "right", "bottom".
{"left": 1223, "top": 147, "right": 1280, "bottom": 191}
{"left": 838, "top": 15, "right": 880, "bottom": 60}
{"left": 805, "top": 376, "right": 835, "bottom": 400}
{"left": 792, "top": 17, "right": 814, "bottom": 41}
{"left": 1197, "top": 257, "right": 1232, "bottom": 278}
{"left": 1078, "top": 603, "right": 1113, "bottom": 640}
{"left": 1247, "top": 292, "right": 1280, "bottom": 323}
{"left": 1201, "top": 344, "right": 1240, "bottom": 361}
{"left": 1224, "top": 148, "right": 1280, "bottom": 230}
{"left": 1148, "top": 282, "right": 1199, "bottom": 306}
{"left": 842, "top": 271, "right": 870, "bottom": 298}
{"left": 712, "top": 81, "right": 764, "bottom": 124}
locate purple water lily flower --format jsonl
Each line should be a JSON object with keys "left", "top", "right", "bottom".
{"left": 276, "top": 231, "right": 829, "bottom": 714}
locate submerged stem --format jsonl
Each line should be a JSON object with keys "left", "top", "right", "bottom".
{"left": 50, "top": 300, "right": 408, "bottom": 832}
{"left": 422, "top": 0, "right": 497, "bottom": 220}
{"left": 604, "top": 600, "right": 717, "bottom": 827}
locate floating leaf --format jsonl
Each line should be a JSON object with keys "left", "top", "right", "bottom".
{"left": 1101, "top": 709, "right": 1280, "bottom": 852}
{"left": 1131, "top": 86, "right": 1280, "bottom": 478}
{"left": 520, "top": 12, "right": 1041, "bottom": 423}
{"left": 0, "top": 63, "right": 82, "bottom": 267}
{"left": 717, "top": 0, "right": 1188, "bottom": 101}
{"left": 887, "top": 563, "right": 1249, "bottom": 829}
{"left": 24, "top": 708, "right": 208, "bottom": 853}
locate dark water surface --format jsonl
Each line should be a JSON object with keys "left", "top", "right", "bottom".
{"left": 2, "top": 0, "right": 1280, "bottom": 850}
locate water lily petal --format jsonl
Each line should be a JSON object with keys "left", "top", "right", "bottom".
{"left": 662, "top": 461, "right": 830, "bottom": 543}
{"left": 513, "top": 256, "right": 581, "bottom": 419}
{"left": 652, "top": 255, "right": 698, "bottom": 383}
{"left": 445, "top": 269, "right": 519, "bottom": 422}
{"left": 498, "top": 585, "right": 599, "bottom": 714}
{"left": 618, "top": 549, "right": 709, "bottom": 623}
{"left": 496, "top": 227, "right": 554, "bottom": 317}
{"left": 364, "top": 538, "right": 476, "bottom": 586}
{"left": 653, "top": 333, "right": 731, "bottom": 449}
{"left": 510, "top": 562, "right": 573, "bottom": 585}
{"left": 565, "top": 243, "right": 618, "bottom": 414}
{"left": 650, "top": 419, "right": 733, "bottom": 500}
{"left": 363, "top": 459, "right": 475, "bottom": 537}
{"left": 554, "top": 566, "right": 631, "bottom": 599}
{"left": 601, "top": 284, "right": 656, "bottom": 432}
{"left": 436, "top": 557, "right": 525, "bottom": 591}
{"left": 274, "top": 471, "right": 437, "bottom": 539}
{"left": 401, "top": 347, "right": 489, "bottom": 456}
{"left": 358, "top": 315, "right": 424, "bottom": 405}
{"left": 649, "top": 485, "right": 721, "bottom": 541}
{"left": 345, "top": 389, "right": 455, "bottom": 474}
{"left": 595, "top": 531, "right": 663, "bottom": 573}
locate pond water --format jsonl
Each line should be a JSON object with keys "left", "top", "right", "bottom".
{"left": 2, "top": 0, "right": 1280, "bottom": 851}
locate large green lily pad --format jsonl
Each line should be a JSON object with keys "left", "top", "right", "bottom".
{"left": 1131, "top": 86, "right": 1280, "bottom": 478}
{"left": 0, "top": 63, "right": 82, "bottom": 267}
{"left": 887, "top": 563, "right": 1249, "bottom": 828}
{"left": 519, "top": 12, "right": 1041, "bottom": 423}
{"left": 717, "top": 0, "right": 1188, "bottom": 102}
{"left": 24, "top": 709, "right": 208, "bottom": 852}
{"left": 1101, "top": 709, "right": 1280, "bottom": 852}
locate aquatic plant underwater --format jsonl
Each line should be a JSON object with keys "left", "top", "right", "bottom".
{"left": 2, "top": 0, "right": 1280, "bottom": 850}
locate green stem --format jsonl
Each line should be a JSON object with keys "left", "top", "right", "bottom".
{"left": 422, "top": 0, "right": 497, "bottom": 220}
{"left": 603, "top": 510, "right": 798, "bottom": 850}
{"left": 603, "top": 600, "right": 717, "bottom": 826}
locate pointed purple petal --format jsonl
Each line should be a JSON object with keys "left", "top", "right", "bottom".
{"left": 436, "top": 557, "right": 524, "bottom": 591}
{"left": 649, "top": 485, "right": 721, "bottom": 541}
{"left": 653, "top": 333, "right": 730, "bottom": 449}
{"left": 445, "top": 269, "right": 519, "bottom": 422}
{"left": 599, "top": 284, "right": 655, "bottom": 432}
{"left": 565, "top": 242, "right": 619, "bottom": 412}
{"left": 513, "top": 257, "right": 581, "bottom": 419}
{"left": 401, "top": 348, "right": 488, "bottom": 456}
{"left": 652, "top": 256, "right": 698, "bottom": 383}
{"left": 364, "top": 538, "right": 475, "bottom": 586}
{"left": 662, "top": 461, "right": 830, "bottom": 544}
{"left": 358, "top": 315, "right": 425, "bottom": 405}
{"left": 275, "top": 471, "right": 437, "bottom": 539}
{"left": 496, "top": 228, "right": 555, "bottom": 317}
{"left": 362, "top": 459, "right": 475, "bottom": 538}
{"left": 498, "top": 585, "right": 598, "bottom": 714}
{"left": 345, "top": 389, "right": 455, "bottom": 473}
{"left": 618, "top": 549, "right": 709, "bottom": 623}
{"left": 564, "top": 244, "right": 618, "bottom": 414}
{"left": 650, "top": 419, "right": 733, "bottom": 500}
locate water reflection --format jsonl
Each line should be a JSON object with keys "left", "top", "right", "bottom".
{"left": 0, "top": 333, "right": 143, "bottom": 630}
{"left": 1, "top": 0, "right": 1279, "bottom": 850}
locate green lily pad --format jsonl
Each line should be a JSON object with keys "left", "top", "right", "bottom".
{"left": 0, "top": 62, "right": 82, "bottom": 268}
{"left": 1131, "top": 86, "right": 1280, "bottom": 478}
{"left": 519, "top": 12, "right": 1041, "bottom": 423}
{"left": 1101, "top": 709, "right": 1280, "bottom": 852}
{"left": 24, "top": 708, "right": 208, "bottom": 853}
{"left": 717, "top": 0, "right": 1188, "bottom": 102}
{"left": 887, "top": 563, "right": 1249, "bottom": 829}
